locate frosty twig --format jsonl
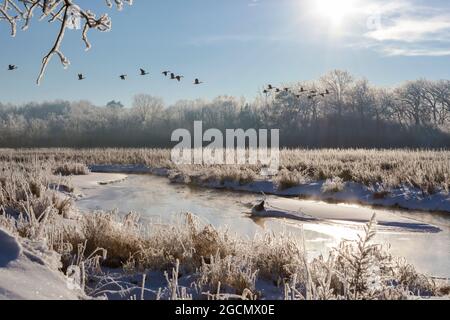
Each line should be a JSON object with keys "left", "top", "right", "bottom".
{"left": 0, "top": 0, "right": 133, "bottom": 84}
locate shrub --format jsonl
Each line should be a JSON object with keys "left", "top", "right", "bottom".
{"left": 321, "top": 177, "right": 345, "bottom": 193}
{"left": 275, "top": 169, "right": 309, "bottom": 190}
{"left": 53, "top": 163, "right": 90, "bottom": 176}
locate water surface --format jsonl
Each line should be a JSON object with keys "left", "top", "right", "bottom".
{"left": 77, "top": 174, "right": 450, "bottom": 278}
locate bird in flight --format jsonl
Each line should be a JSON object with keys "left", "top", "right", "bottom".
{"left": 283, "top": 88, "right": 290, "bottom": 92}
{"left": 170, "top": 73, "right": 176, "bottom": 80}
{"left": 8, "top": 64, "right": 17, "bottom": 71}
{"left": 194, "top": 78, "right": 203, "bottom": 85}
{"left": 267, "top": 84, "right": 274, "bottom": 90}
{"left": 175, "top": 75, "right": 184, "bottom": 82}
{"left": 162, "top": 71, "right": 170, "bottom": 77}
{"left": 120, "top": 75, "right": 127, "bottom": 80}
{"left": 78, "top": 74, "right": 85, "bottom": 80}
{"left": 140, "top": 68, "right": 149, "bottom": 76}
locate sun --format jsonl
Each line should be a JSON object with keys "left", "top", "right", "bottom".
{"left": 312, "top": 0, "right": 358, "bottom": 27}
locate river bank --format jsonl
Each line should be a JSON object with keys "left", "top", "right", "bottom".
{"left": 89, "top": 164, "right": 450, "bottom": 214}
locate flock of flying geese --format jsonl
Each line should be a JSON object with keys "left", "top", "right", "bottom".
{"left": 8, "top": 64, "right": 330, "bottom": 99}
{"left": 7, "top": 64, "right": 204, "bottom": 85}
{"left": 263, "top": 84, "right": 331, "bottom": 100}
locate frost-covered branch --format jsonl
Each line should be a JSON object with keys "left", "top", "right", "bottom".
{"left": 0, "top": 0, "right": 133, "bottom": 84}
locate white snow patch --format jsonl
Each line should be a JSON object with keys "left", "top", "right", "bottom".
{"left": 0, "top": 228, "right": 84, "bottom": 300}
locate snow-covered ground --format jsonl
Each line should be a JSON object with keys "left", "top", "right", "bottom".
{"left": 2, "top": 167, "right": 447, "bottom": 300}
{"left": 70, "top": 172, "right": 128, "bottom": 197}
{"left": 89, "top": 164, "right": 450, "bottom": 213}
{"left": 0, "top": 228, "right": 84, "bottom": 300}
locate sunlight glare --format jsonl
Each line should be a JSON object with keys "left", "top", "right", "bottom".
{"left": 312, "top": 0, "right": 358, "bottom": 27}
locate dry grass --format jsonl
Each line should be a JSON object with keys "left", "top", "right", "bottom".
{"left": 321, "top": 177, "right": 345, "bottom": 193}
{"left": 53, "top": 163, "right": 90, "bottom": 176}
{"left": 0, "top": 156, "right": 448, "bottom": 300}
{"left": 1, "top": 148, "right": 449, "bottom": 194}
{"left": 274, "top": 169, "right": 309, "bottom": 190}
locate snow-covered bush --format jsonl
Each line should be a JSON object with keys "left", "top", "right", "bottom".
{"left": 275, "top": 168, "right": 309, "bottom": 190}
{"left": 321, "top": 177, "right": 345, "bottom": 193}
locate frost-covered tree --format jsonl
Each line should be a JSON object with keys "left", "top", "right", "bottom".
{"left": 0, "top": 71, "right": 449, "bottom": 148}
{"left": 0, "top": 0, "right": 133, "bottom": 84}
{"left": 132, "top": 94, "right": 164, "bottom": 125}
{"left": 320, "top": 70, "right": 353, "bottom": 119}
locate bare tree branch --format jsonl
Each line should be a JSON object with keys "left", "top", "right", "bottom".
{"left": 1, "top": 0, "right": 133, "bottom": 84}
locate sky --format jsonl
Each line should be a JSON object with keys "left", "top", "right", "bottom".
{"left": 1, "top": 0, "right": 450, "bottom": 107}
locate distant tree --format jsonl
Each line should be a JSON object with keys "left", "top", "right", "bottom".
{"left": 0, "top": 0, "right": 132, "bottom": 84}
{"left": 349, "top": 79, "right": 376, "bottom": 124}
{"left": 106, "top": 100, "right": 124, "bottom": 109}
{"left": 0, "top": 71, "right": 449, "bottom": 148}
{"left": 132, "top": 94, "right": 164, "bottom": 125}
{"left": 395, "top": 80, "right": 428, "bottom": 127}
{"left": 320, "top": 70, "right": 354, "bottom": 118}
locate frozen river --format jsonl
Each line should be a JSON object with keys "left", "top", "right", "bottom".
{"left": 76, "top": 174, "right": 450, "bottom": 278}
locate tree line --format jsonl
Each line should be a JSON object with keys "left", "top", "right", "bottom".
{"left": 1, "top": 70, "right": 449, "bottom": 148}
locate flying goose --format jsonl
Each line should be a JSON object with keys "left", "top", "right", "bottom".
{"left": 8, "top": 64, "right": 17, "bottom": 71}
{"left": 120, "top": 75, "right": 127, "bottom": 80}
{"left": 162, "top": 71, "right": 170, "bottom": 77}
{"left": 175, "top": 75, "right": 184, "bottom": 82}
{"left": 170, "top": 73, "right": 176, "bottom": 80}
{"left": 140, "top": 68, "right": 149, "bottom": 76}
{"left": 194, "top": 78, "right": 203, "bottom": 85}
{"left": 78, "top": 73, "right": 85, "bottom": 80}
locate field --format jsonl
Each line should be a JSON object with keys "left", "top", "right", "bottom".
{"left": 1, "top": 148, "right": 449, "bottom": 210}
{"left": 2, "top": 148, "right": 450, "bottom": 191}
{"left": 0, "top": 148, "right": 449, "bottom": 300}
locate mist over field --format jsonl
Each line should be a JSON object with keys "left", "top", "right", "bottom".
{"left": 1, "top": 71, "right": 449, "bottom": 148}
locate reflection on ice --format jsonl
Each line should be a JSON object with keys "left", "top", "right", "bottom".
{"left": 76, "top": 174, "right": 450, "bottom": 278}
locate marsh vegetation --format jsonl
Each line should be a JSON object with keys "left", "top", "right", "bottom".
{"left": 0, "top": 150, "right": 448, "bottom": 300}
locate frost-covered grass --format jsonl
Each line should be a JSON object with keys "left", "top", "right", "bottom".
{"left": 53, "top": 163, "right": 90, "bottom": 176}
{"left": 0, "top": 160, "right": 448, "bottom": 300}
{"left": 1, "top": 148, "right": 448, "bottom": 195}
{"left": 321, "top": 177, "right": 345, "bottom": 193}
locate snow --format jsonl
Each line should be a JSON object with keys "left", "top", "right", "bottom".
{"left": 203, "top": 179, "right": 450, "bottom": 214}
{"left": 0, "top": 228, "right": 84, "bottom": 300}
{"left": 70, "top": 172, "right": 128, "bottom": 197}
{"left": 254, "top": 197, "right": 442, "bottom": 233}
{"left": 87, "top": 164, "right": 450, "bottom": 213}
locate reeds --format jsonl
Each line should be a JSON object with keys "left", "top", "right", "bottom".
{"left": 1, "top": 148, "right": 449, "bottom": 194}
{"left": 0, "top": 155, "right": 448, "bottom": 300}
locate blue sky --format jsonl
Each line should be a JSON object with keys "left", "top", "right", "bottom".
{"left": 1, "top": 0, "right": 450, "bottom": 106}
